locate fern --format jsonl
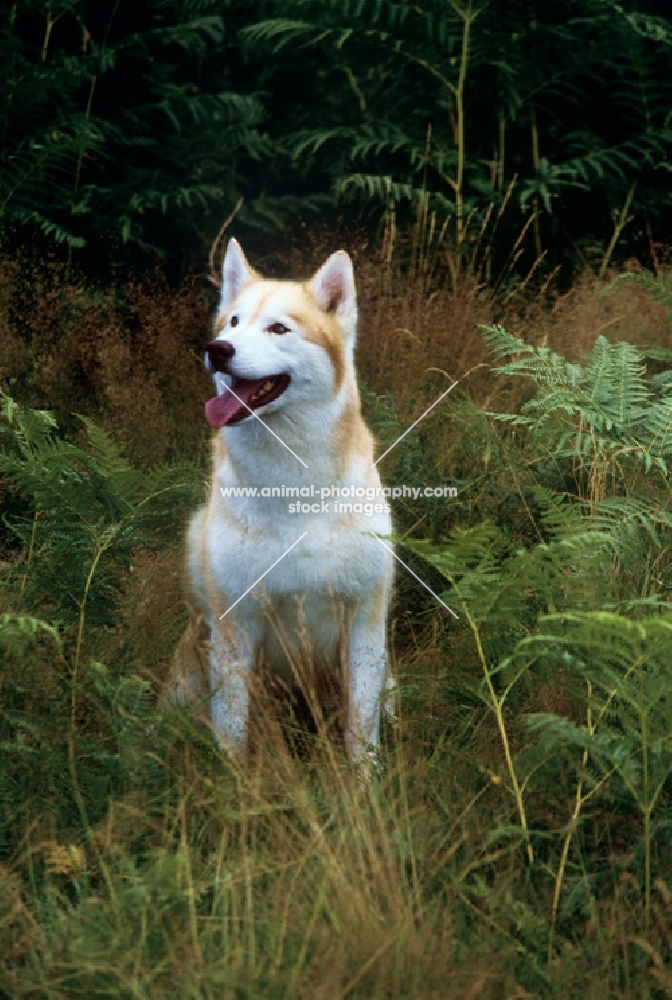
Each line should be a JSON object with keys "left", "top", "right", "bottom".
{"left": 0, "top": 129, "right": 99, "bottom": 246}
{"left": 0, "top": 1, "right": 270, "bottom": 262}
{"left": 599, "top": 2, "right": 672, "bottom": 48}
{"left": 523, "top": 610, "right": 672, "bottom": 934}
{"left": 0, "top": 614, "right": 62, "bottom": 656}
{"left": 396, "top": 318, "right": 672, "bottom": 886}
{"left": 0, "top": 392, "right": 201, "bottom": 631}
{"left": 395, "top": 486, "right": 619, "bottom": 863}
{"left": 481, "top": 326, "right": 672, "bottom": 478}
{"left": 402, "top": 487, "right": 615, "bottom": 640}
{"left": 242, "top": 0, "right": 672, "bottom": 276}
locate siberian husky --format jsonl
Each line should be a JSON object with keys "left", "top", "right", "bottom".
{"left": 168, "top": 239, "right": 393, "bottom": 761}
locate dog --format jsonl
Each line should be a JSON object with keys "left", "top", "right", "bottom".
{"left": 167, "top": 239, "right": 393, "bottom": 762}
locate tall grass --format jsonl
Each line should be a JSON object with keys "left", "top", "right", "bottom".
{"left": 1, "top": 235, "right": 672, "bottom": 998}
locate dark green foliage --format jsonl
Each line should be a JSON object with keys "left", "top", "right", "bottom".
{"left": 2, "top": 0, "right": 671, "bottom": 275}
{"left": 243, "top": 0, "right": 672, "bottom": 271}
{"left": 0, "top": 0, "right": 271, "bottom": 265}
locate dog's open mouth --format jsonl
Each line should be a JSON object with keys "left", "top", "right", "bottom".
{"left": 205, "top": 374, "right": 291, "bottom": 428}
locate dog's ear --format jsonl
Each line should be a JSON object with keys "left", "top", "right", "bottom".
{"left": 220, "top": 239, "right": 256, "bottom": 310}
{"left": 308, "top": 251, "right": 357, "bottom": 320}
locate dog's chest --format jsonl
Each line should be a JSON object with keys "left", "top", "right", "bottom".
{"left": 204, "top": 509, "right": 382, "bottom": 603}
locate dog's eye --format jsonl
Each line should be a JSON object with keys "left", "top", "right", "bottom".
{"left": 268, "top": 322, "right": 290, "bottom": 335}
{"left": 230, "top": 315, "right": 239, "bottom": 328}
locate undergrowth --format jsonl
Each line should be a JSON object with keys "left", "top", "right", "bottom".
{"left": 0, "top": 244, "right": 672, "bottom": 998}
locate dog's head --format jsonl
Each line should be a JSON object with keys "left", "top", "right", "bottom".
{"left": 204, "top": 239, "right": 357, "bottom": 429}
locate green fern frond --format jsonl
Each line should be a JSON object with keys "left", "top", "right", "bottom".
{"left": 602, "top": 4, "right": 672, "bottom": 47}
{"left": 481, "top": 324, "right": 583, "bottom": 388}
{"left": 0, "top": 394, "right": 201, "bottom": 628}
{"left": 524, "top": 610, "right": 672, "bottom": 766}
{"left": 0, "top": 614, "right": 62, "bottom": 656}
{"left": 582, "top": 338, "right": 649, "bottom": 427}
{"left": 127, "top": 15, "right": 225, "bottom": 54}
{"left": 482, "top": 326, "right": 672, "bottom": 475}
{"left": 239, "top": 19, "right": 319, "bottom": 50}
{"left": 0, "top": 389, "right": 59, "bottom": 459}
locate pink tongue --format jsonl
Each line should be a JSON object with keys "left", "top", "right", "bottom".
{"left": 205, "top": 379, "right": 268, "bottom": 428}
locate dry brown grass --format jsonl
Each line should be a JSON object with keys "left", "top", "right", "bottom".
{"left": 0, "top": 250, "right": 213, "bottom": 469}
{"left": 515, "top": 263, "right": 671, "bottom": 362}
{"left": 1, "top": 731, "right": 516, "bottom": 999}
{"left": 356, "top": 255, "right": 670, "bottom": 411}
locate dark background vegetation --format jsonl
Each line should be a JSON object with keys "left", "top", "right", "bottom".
{"left": 1, "top": 2, "right": 672, "bottom": 998}
{"left": 2, "top": 0, "right": 671, "bottom": 280}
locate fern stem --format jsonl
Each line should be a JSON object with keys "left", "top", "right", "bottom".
{"left": 71, "top": 1, "right": 121, "bottom": 227}
{"left": 67, "top": 719, "right": 91, "bottom": 836}
{"left": 548, "top": 679, "right": 621, "bottom": 959}
{"left": 497, "top": 108, "right": 506, "bottom": 193}
{"left": 19, "top": 508, "right": 39, "bottom": 602}
{"left": 528, "top": 13, "right": 542, "bottom": 262}
{"left": 530, "top": 109, "right": 542, "bottom": 261}
{"left": 598, "top": 182, "right": 636, "bottom": 280}
{"left": 68, "top": 538, "right": 113, "bottom": 852}
{"left": 451, "top": 0, "right": 475, "bottom": 248}
{"left": 73, "top": 540, "right": 108, "bottom": 682}
{"left": 41, "top": 12, "right": 55, "bottom": 63}
{"left": 344, "top": 65, "right": 366, "bottom": 112}
{"left": 641, "top": 708, "right": 651, "bottom": 937}
{"left": 548, "top": 758, "right": 616, "bottom": 959}
{"left": 72, "top": 75, "right": 97, "bottom": 198}
{"left": 71, "top": 535, "right": 115, "bottom": 752}
{"left": 456, "top": 589, "right": 534, "bottom": 864}
{"left": 548, "top": 773, "right": 584, "bottom": 960}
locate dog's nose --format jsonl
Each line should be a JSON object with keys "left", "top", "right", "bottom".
{"left": 206, "top": 340, "right": 235, "bottom": 371}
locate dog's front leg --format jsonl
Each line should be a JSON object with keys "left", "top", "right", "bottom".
{"left": 346, "top": 592, "right": 389, "bottom": 763}
{"left": 208, "top": 613, "right": 257, "bottom": 754}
